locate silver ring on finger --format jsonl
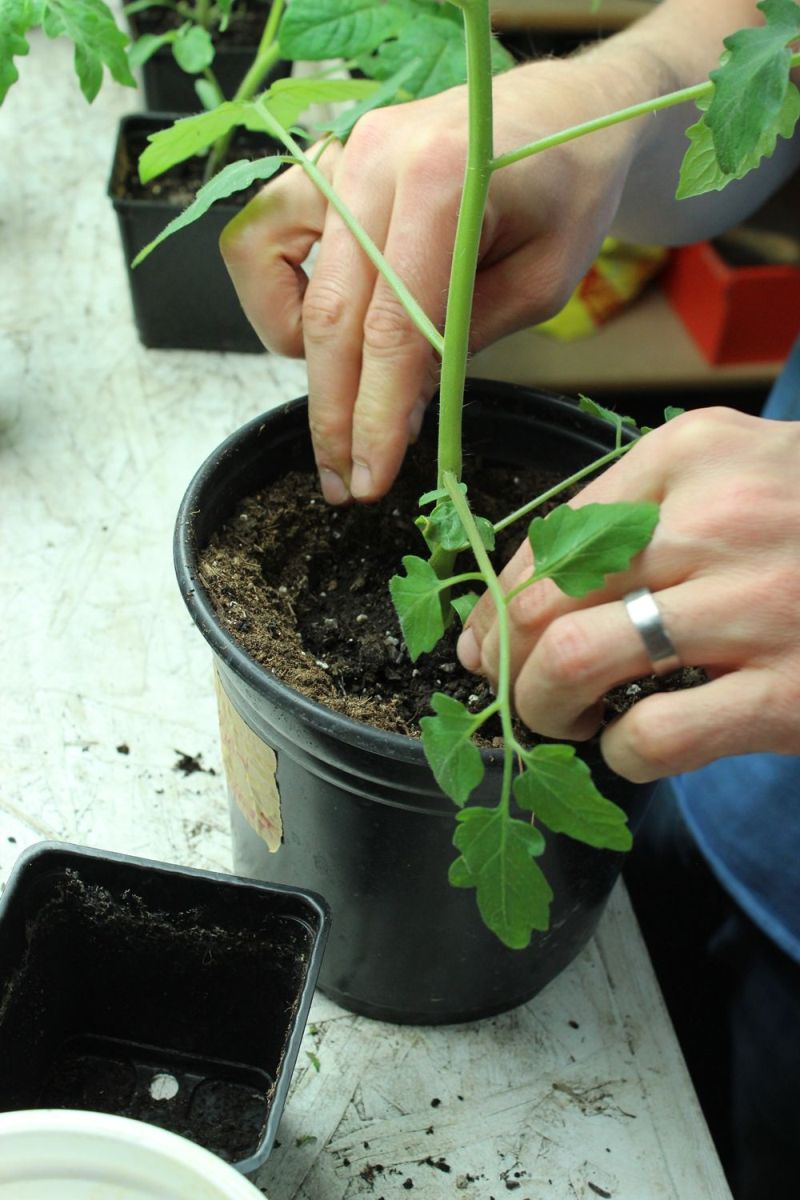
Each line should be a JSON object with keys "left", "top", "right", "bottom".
{"left": 623, "top": 587, "right": 681, "bottom": 677}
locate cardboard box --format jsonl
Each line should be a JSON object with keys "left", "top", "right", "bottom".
{"left": 663, "top": 240, "right": 800, "bottom": 364}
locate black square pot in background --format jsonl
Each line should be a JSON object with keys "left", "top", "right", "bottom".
{"left": 128, "top": 3, "right": 291, "bottom": 114}
{"left": 0, "top": 842, "right": 329, "bottom": 1175}
{"left": 109, "top": 114, "right": 278, "bottom": 353}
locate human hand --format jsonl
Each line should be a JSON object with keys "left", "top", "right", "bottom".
{"left": 456, "top": 407, "right": 800, "bottom": 782}
{"left": 220, "top": 57, "right": 638, "bottom": 504}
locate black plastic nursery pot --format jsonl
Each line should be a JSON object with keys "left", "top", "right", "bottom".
{"left": 128, "top": 3, "right": 290, "bottom": 113}
{"left": 108, "top": 114, "right": 269, "bottom": 353}
{"left": 174, "top": 383, "right": 653, "bottom": 1025}
{"left": 0, "top": 841, "right": 328, "bottom": 1174}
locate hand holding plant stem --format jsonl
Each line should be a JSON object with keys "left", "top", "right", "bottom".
{"left": 132, "top": 0, "right": 800, "bottom": 946}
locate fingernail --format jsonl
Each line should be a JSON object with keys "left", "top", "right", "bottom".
{"left": 407, "top": 398, "right": 427, "bottom": 443}
{"left": 350, "top": 459, "right": 373, "bottom": 500}
{"left": 319, "top": 468, "right": 350, "bottom": 505}
{"left": 457, "top": 628, "right": 481, "bottom": 672}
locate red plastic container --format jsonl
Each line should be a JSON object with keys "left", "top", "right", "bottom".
{"left": 664, "top": 240, "right": 800, "bottom": 364}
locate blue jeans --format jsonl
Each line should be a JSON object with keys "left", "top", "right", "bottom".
{"left": 624, "top": 786, "right": 800, "bottom": 1200}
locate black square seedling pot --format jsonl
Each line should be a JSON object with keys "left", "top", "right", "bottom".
{"left": 108, "top": 114, "right": 276, "bottom": 353}
{"left": 0, "top": 842, "right": 328, "bottom": 1175}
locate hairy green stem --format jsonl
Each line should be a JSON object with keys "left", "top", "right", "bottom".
{"left": 205, "top": 0, "right": 285, "bottom": 178}
{"left": 493, "top": 441, "right": 634, "bottom": 535}
{"left": 254, "top": 100, "right": 445, "bottom": 354}
{"left": 490, "top": 80, "right": 709, "bottom": 171}
{"left": 491, "top": 49, "right": 800, "bottom": 172}
{"left": 436, "top": 0, "right": 495, "bottom": 489}
{"left": 444, "top": 470, "right": 515, "bottom": 815}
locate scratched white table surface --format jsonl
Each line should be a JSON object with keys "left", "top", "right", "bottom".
{"left": 1, "top": 32, "right": 732, "bottom": 1200}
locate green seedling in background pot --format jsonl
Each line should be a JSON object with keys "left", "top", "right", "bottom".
{"left": 130, "top": 0, "right": 800, "bottom": 947}
{"left": 1, "top": 0, "right": 136, "bottom": 104}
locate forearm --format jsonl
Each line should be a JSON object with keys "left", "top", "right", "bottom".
{"left": 534, "top": 0, "right": 796, "bottom": 243}
{"left": 574, "top": 0, "right": 800, "bottom": 243}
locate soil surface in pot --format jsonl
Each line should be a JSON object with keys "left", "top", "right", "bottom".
{"left": 111, "top": 125, "right": 280, "bottom": 209}
{"left": 198, "top": 444, "right": 695, "bottom": 740}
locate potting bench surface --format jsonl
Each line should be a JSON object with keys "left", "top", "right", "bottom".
{"left": 1, "top": 30, "right": 732, "bottom": 1200}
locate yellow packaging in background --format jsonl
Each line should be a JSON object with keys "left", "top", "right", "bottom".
{"left": 537, "top": 238, "right": 669, "bottom": 341}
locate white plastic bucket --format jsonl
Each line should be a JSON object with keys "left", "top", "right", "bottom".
{"left": 0, "top": 1110, "right": 266, "bottom": 1199}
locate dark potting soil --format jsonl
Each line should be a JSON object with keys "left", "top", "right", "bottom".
{"left": 198, "top": 444, "right": 697, "bottom": 741}
{"left": 0, "top": 871, "right": 310, "bottom": 1160}
{"left": 111, "top": 125, "right": 281, "bottom": 209}
{"left": 129, "top": 0, "right": 268, "bottom": 48}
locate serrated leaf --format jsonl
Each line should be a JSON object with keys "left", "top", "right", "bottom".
{"left": 138, "top": 102, "right": 264, "bottom": 181}
{"left": 453, "top": 807, "right": 551, "bottom": 949}
{"left": 451, "top": 592, "right": 479, "bottom": 626}
{"left": 578, "top": 394, "right": 637, "bottom": 436}
{"left": 425, "top": 500, "right": 495, "bottom": 553}
{"left": 677, "top": 83, "right": 800, "bottom": 198}
{"left": 45, "top": 0, "right": 136, "bottom": 100}
{"left": 132, "top": 155, "right": 284, "bottom": 266}
{"left": 389, "top": 555, "right": 445, "bottom": 661}
{"left": 128, "top": 30, "right": 174, "bottom": 69}
{"left": 514, "top": 745, "right": 632, "bottom": 851}
{"left": 706, "top": 0, "right": 800, "bottom": 175}
{"left": 366, "top": 11, "right": 466, "bottom": 100}
{"left": 529, "top": 501, "right": 659, "bottom": 598}
{"left": 364, "top": 3, "right": 512, "bottom": 100}
{"left": 173, "top": 22, "right": 214, "bottom": 74}
{"left": 420, "top": 693, "right": 484, "bottom": 806}
{"left": 280, "top": 0, "right": 411, "bottom": 61}
{"left": 0, "top": 0, "right": 34, "bottom": 104}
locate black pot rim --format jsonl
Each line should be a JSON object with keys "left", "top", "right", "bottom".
{"left": 174, "top": 381, "right": 636, "bottom": 765}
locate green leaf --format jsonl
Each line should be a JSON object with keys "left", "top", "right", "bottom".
{"left": 663, "top": 406, "right": 685, "bottom": 422}
{"left": 131, "top": 155, "right": 284, "bottom": 266}
{"left": 419, "top": 483, "right": 466, "bottom": 507}
{"left": 280, "top": 0, "right": 411, "bottom": 61}
{"left": 514, "top": 745, "right": 632, "bottom": 851}
{"left": 448, "top": 855, "right": 476, "bottom": 888}
{"left": 195, "top": 75, "right": 223, "bottom": 110}
{"left": 173, "top": 22, "right": 214, "bottom": 74}
{"left": 366, "top": 10, "right": 466, "bottom": 100}
{"left": 677, "top": 1, "right": 800, "bottom": 198}
{"left": 44, "top": 0, "right": 136, "bottom": 101}
{"left": 264, "top": 75, "right": 381, "bottom": 130}
{"left": 453, "top": 807, "right": 552, "bottom": 949}
{"left": 364, "top": 3, "right": 513, "bottom": 100}
{"left": 420, "top": 693, "right": 484, "bottom": 807}
{"left": 706, "top": 0, "right": 800, "bottom": 174}
{"left": 451, "top": 592, "right": 479, "bottom": 626}
{"left": 128, "top": 30, "right": 174, "bottom": 69}
{"left": 325, "top": 61, "right": 417, "bottom": 141}
{"left": 677, "top": 84, "right": 800, "bottom": 198}
{"left": 578, "top": 394, "right": 637, "bottom": 437}
{"left": 529, "top": 501, "right": 660, "bottom": 598}
{"left": 425, "top": 500, "right": 495, "bottom": 553}
{"left": 389, "top": 555, "right": 445, "bottom": 661}
{"left": 138, "top": 102, "right": 263, "bottom": 181}
{"left": 217, "top": 0, "right": 233, "bottom": 31}
{"left": 0, "top": 0, "right": 33, "bottom": 105}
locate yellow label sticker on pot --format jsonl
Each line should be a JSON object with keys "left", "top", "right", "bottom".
{"left": 215, "top": 671, "right": 283, "bottom": 852}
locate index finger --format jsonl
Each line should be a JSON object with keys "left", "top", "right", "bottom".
{"left": 220, "top": 156, "right": 335, "bottom": 356}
